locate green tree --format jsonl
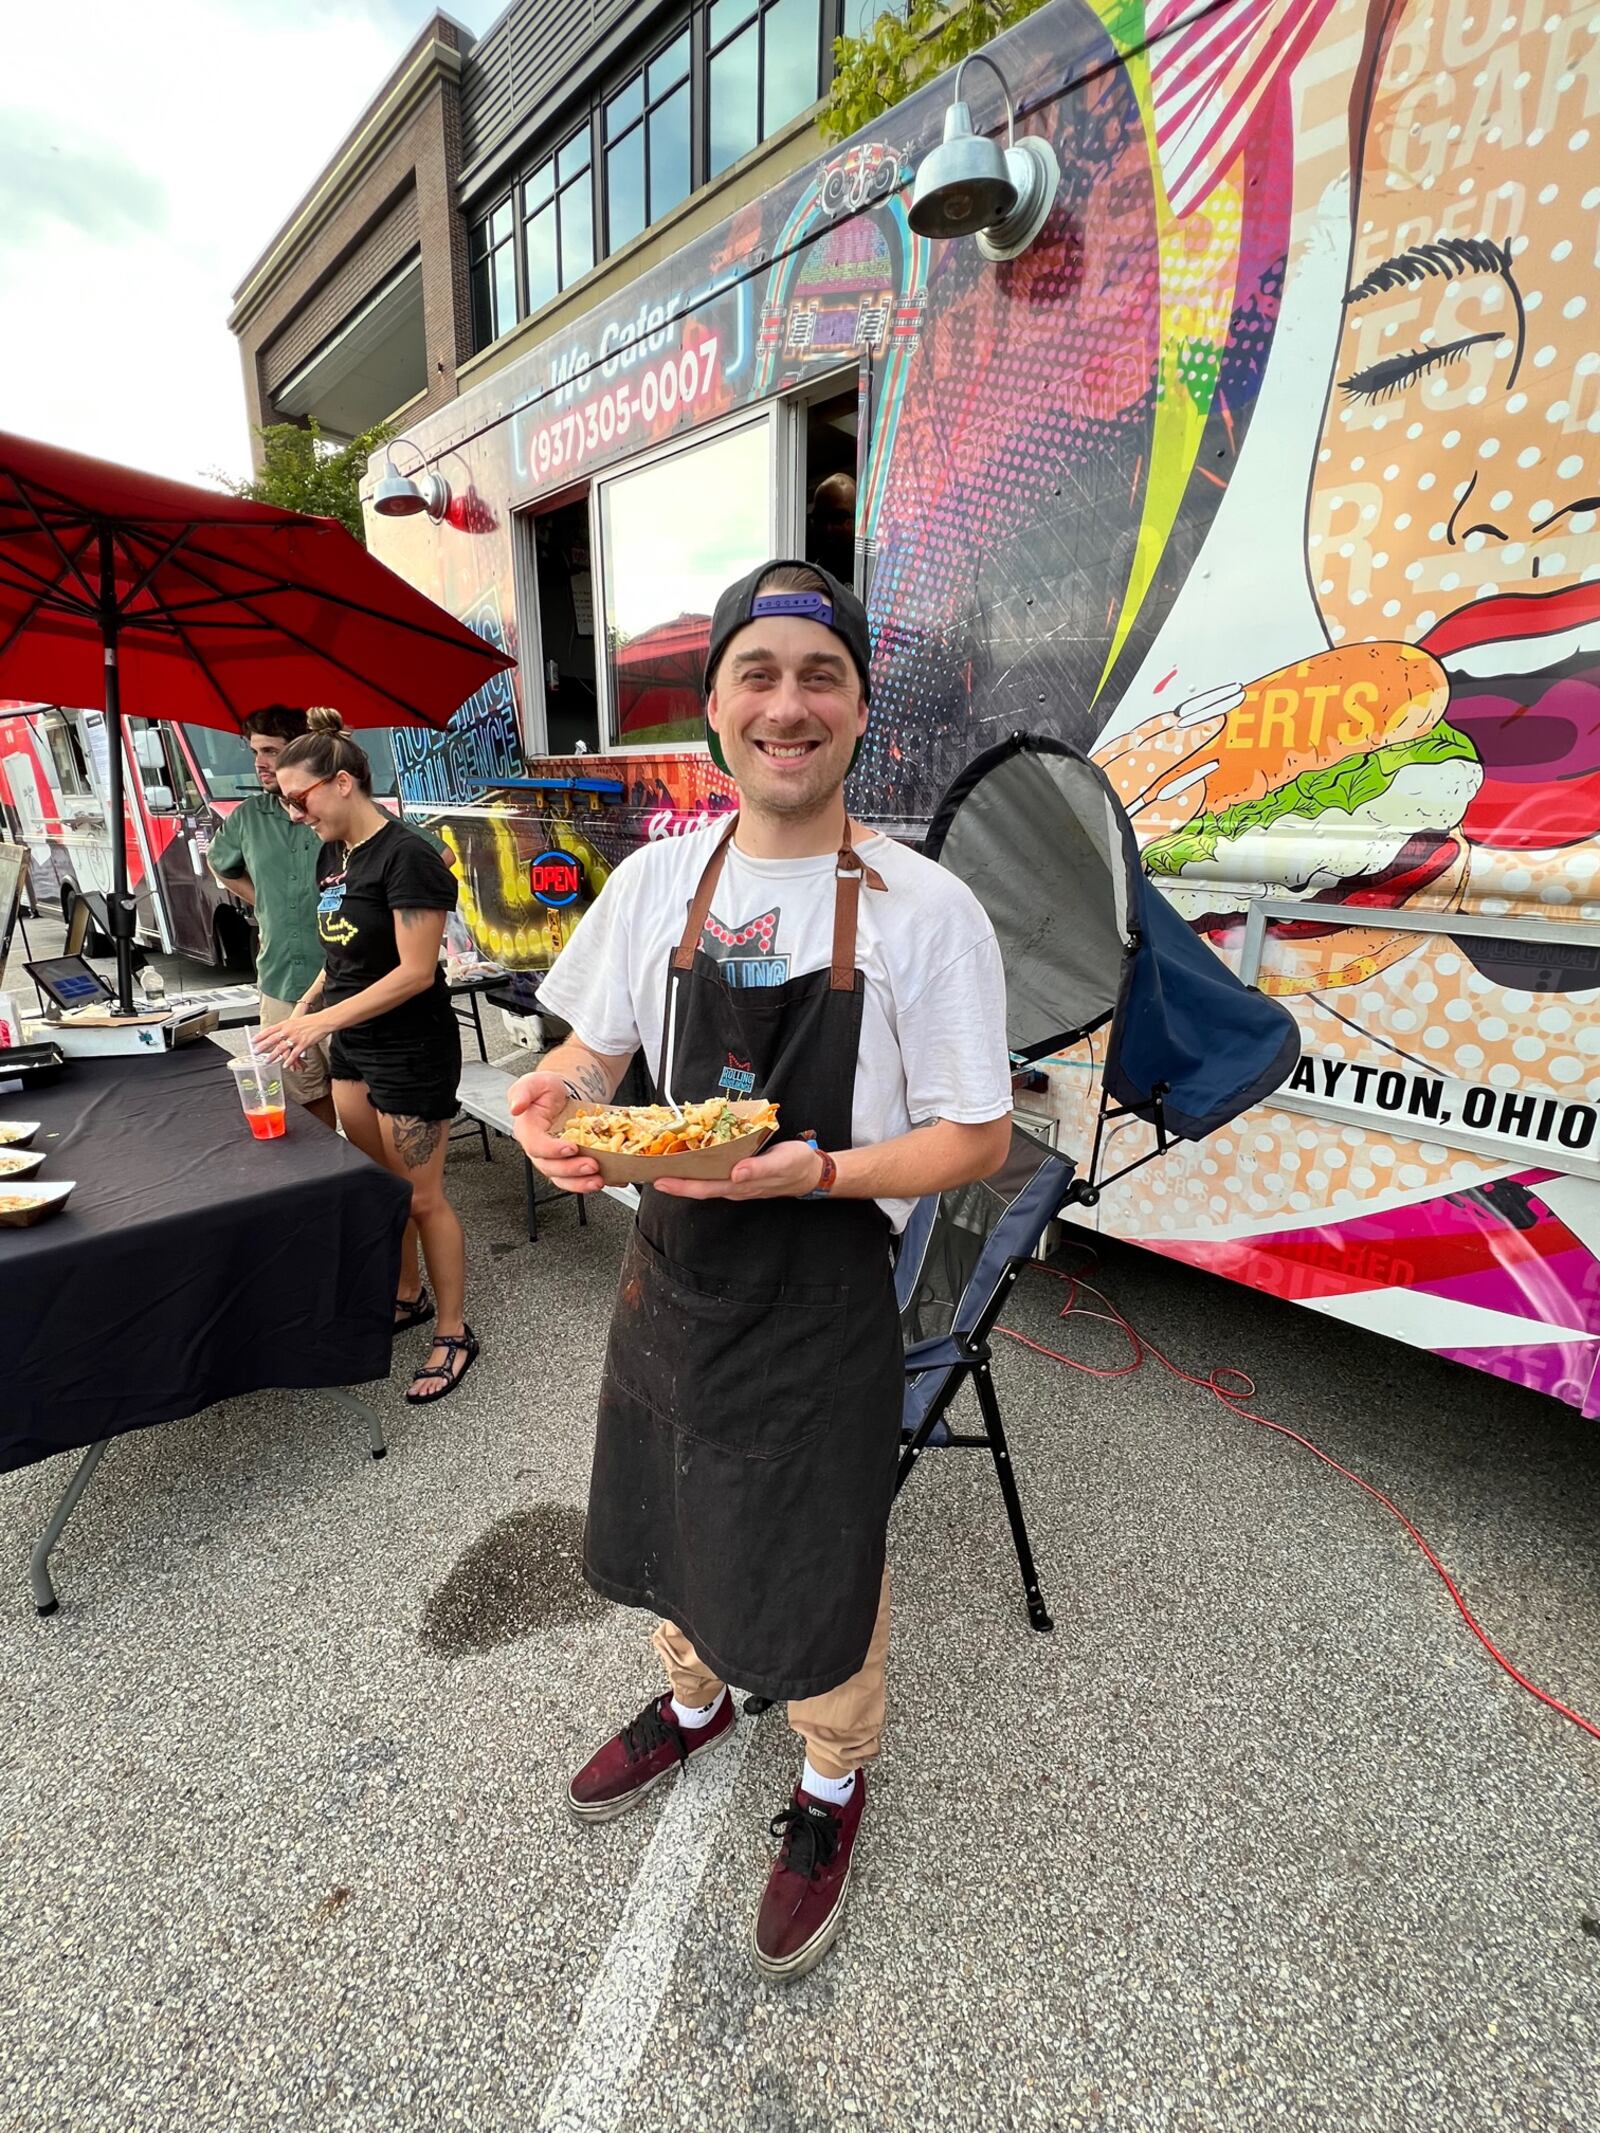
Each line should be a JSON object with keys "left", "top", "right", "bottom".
{"left": 821, "top": 0, "right": 1048, "bottom": 142}
{"left": 222, "top": 418, "right": 394, "bottom": 543}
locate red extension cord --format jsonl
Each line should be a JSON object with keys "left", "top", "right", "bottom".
{"left": 997, "top": 1254, "right": 1600, "bottom": 1747}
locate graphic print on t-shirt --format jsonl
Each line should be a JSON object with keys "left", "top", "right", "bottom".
{"left": 702, "top": 904, "right": 787, "bottom": 989}
{"left": 317, "top": 874, "right": 357, "bottom": 947}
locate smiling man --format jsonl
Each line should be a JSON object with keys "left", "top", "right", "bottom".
{"left": 509, "top": 560, "right": 1012, "bottom": 1982}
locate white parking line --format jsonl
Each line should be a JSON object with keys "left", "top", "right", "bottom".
{"left": 537, "top": 1723, "right": 757, "bottom": 2133}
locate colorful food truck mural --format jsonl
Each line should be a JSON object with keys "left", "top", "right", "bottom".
{"left": 366, "top": 0, "right": 1600, "bottom": 1414}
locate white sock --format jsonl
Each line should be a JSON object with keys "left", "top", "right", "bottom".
{"left": 670, "top": 1687, "right": 726, "bottom": 1731}
{"left": 801, "top": 1758, "right": 856, "bottom": 1805}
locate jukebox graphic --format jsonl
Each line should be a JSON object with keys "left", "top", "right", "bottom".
{"left": 754, "top": 142, "right": 931, "bottom": 560}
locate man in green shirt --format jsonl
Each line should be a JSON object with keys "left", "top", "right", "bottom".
{"left": 208, "top": 707, "right": 336, "bottom": 1126}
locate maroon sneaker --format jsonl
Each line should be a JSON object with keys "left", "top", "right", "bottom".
{"left": 751, "top": 1770, "right": 866, "bottom": 1982}
{"left": 566, "top": 1691, "right": 735, "bottom": 1823}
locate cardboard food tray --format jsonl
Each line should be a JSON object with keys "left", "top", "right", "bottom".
{"left": 0, "top": 1180, "right": 74, "bottom": 1227}
{"left": 0, "top": 1120, "right": 40, "bottom": 1148}
{"left": 560, "top": 1100, "right": 778, "bottom": 1184}
{"left": 0, "top": 1148, "right": 45, "bottom": 1179}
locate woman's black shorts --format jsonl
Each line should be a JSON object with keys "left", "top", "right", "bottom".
{"left": 329, "top": 1011, "right": 461, "bottom": 1123}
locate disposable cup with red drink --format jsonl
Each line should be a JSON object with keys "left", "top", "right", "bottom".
{"left": 229, "top": 1054, "right": 287, "bottom": 1140}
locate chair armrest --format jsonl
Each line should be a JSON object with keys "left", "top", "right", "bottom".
{"left": 903, "top": 1333, "right": 977, "bottom": 1373}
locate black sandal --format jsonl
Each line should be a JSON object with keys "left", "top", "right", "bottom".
{"left": 405, "top": 1326, "right": 479, "bottom": 1405}
{"left": 394, "top": 1287, "right": 435, "bottom": 1332}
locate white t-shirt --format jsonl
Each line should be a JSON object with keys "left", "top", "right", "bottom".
{"left": 537, "top": 825, "right": 1013, "bottom": 1230}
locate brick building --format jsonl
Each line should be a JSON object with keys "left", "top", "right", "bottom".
{"left": 229, "top": 0, "right": 889, "bottom": 460}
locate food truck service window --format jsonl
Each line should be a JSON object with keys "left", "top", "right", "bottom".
{"left": 42, "top": 712, "right": 93, "bottom": 800}
{"left": 596, "top": 413, "right": 776, "bottom": 752}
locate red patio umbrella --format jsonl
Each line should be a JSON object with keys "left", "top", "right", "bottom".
{"left": 0, "top": 431, "right": 514, "bottom": 1011}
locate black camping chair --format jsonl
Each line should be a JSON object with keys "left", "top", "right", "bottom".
{"left": 893, "top": 1121, "right": 1077, "bottom": 1634}
{"left": 877, "top": 734, "right": 1299, "bottom": 1640}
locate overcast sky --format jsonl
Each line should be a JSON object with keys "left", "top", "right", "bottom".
{"left": 0, "top": 0, "right": 496, "bottom": 492}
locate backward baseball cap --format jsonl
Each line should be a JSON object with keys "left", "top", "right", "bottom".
{"left": 702, "top": 560, "right": 872, "bottom": 774}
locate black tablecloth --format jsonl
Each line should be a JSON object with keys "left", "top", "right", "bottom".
{"left": 0, "top": 1043, "right": 411, "bottom": 1472}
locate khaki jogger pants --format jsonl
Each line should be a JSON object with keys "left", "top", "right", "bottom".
{"left": 650, "top": 1567, "right": 890, "bottom": 1780}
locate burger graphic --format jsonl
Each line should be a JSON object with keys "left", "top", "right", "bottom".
{"left": 1135, "top": 643, "right": 1483, "bottom": 996}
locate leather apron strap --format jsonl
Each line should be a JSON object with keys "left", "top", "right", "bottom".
{"left": 672, "top": 816, "right": 741, "bottom": 972}
{"left": 672, "top": 815, "right": 885, "bottom": 991}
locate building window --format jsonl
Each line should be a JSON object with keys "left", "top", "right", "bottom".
{"left": 522, "top": 124, "right": 595, "bottom": 320}
{"left": 604, "top": 29, "right": 693, "bottom": 253}
{"left": 469, "top": 196, "right": 517, "bottom": 350}
{"left": 707, "top": 0, "right": 821, "bottom": 178}
{"left": 467, "top": 0, "right": 835, "bottom": 357}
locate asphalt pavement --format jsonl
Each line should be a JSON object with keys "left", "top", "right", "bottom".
{"left": 2, "top": 932, "right": 1598, "bottom": 2132}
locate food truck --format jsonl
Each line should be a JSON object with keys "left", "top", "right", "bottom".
{"left": 363, "top": 0, "right": 1600, "bottom": 1416}
{"left": 0, "top": 701, "right": 404, "bottom": 969}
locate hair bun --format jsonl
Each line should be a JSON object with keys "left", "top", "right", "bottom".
{"left": 306, "top": 705, "right": 346, "bottom": 737}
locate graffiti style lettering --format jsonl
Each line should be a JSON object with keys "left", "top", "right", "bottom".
{"left": 644, "top": 803, "right": 736, "bottom": 841}
{"left": 394, "top": 590, "right": 520, "bottom": 811}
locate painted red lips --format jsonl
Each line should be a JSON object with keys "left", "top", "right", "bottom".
{"left": 1422, "top": 586, "right": 1600, "bottom": 850}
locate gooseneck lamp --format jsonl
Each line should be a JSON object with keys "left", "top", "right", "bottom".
{"left": 907, "top": 49, "right": 1060, "bottom": 262}
{"left": 372, "top": 437, "right": 452, "bottom": 522}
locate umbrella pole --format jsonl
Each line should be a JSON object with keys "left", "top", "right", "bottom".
{"left": 99, "top": 529, "right": 137, "bottom": 1016}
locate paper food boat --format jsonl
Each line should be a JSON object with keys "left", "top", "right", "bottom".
{"left": 0, "top": 1120, "right": 41, "bottom": 1148}
{"left": 559, "top": 1100, "right": 778, "bottom": 1184}
{"left": 0, "top": 1148, "right": 46, "bottom": 1180}
{"left": 0, "top": 1180, "right": 75, "bottom": 1227}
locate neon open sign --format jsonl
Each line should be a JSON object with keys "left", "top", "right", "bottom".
{"left": 529, "top": 850, "right": 583, "bottom": 908}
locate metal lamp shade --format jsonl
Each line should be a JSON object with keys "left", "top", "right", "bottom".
{"left": 907, "top": 102, "right": 1017, "bottom": 239}
{"left": 373, "top": 462, "right": 452, "bottom": 522}
{"left": 373, "top": 464, "right": 427, "bottom": 517}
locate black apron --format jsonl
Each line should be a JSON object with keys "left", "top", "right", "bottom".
{"left": 583, "top": 820, "right": 905, "bottom": 1701}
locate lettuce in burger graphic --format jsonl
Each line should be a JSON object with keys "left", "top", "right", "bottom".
{"left": 1121, "top": 644, "right": 1483, "bottom": 996}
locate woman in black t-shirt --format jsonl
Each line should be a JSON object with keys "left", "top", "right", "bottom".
{"left": 259, "top": 710, "right": 477, "bottom": 1405}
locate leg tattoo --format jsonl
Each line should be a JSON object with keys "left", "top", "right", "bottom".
{"left": 392, "top": 1116, "right": 445, "bottom": 1169}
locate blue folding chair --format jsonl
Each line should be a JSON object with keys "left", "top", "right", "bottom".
{"left": 883, "top": 732, "right": 1301, "bottom": 1637}
{"left": 894, "top": 1123, "right": 1076, "bottom": 1633}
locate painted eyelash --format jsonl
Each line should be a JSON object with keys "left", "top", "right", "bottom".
{"left": 1338, "top": 331, "right": 1503, "bottom": 403}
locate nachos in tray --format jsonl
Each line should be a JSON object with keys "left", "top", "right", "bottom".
{"left": 558, "top": 1097, "right": 780, "bottom": 1182}
{"left": 561, "top": 1097, "right": 779, "bottom": 1157}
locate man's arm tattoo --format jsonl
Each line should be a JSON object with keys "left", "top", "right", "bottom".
{"left": 392, "top": 1116, "right": 445, "bottom": 1168}
{"left": 570, "top": 1061, "right": 613, "bottom": 1103}
{"left": 397, "top": 907, "right": 445, "bottom": 928}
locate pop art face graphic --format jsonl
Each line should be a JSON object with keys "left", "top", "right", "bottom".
{"left": 1309, "top": 0, "right": 1600, "bottom": 851}
{"left": 1100, "top": 0, "right": 1600, "bottom": 994}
